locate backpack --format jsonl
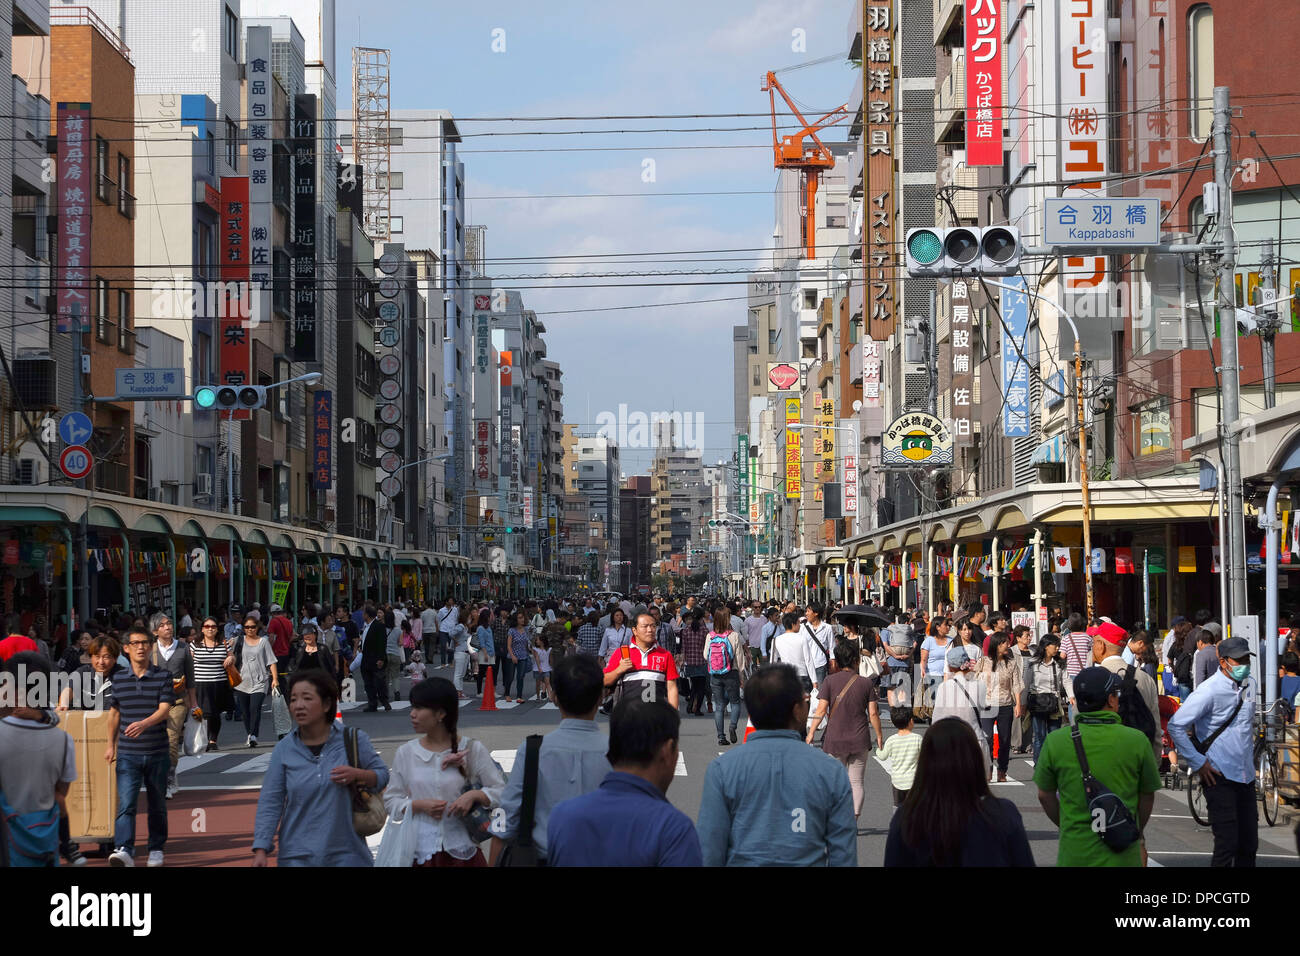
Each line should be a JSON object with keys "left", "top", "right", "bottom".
{"left": 1172, "top": 648, "right": 1194, "bottom": 686}
{"left": 1116, "top": 665, "right": 1157, "bottom": 743}
{"left": 706, "top": 633, "right": 734, "bottom": 676}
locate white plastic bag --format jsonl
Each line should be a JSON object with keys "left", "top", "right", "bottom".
{"left": 183, "top": 714, "right": 208, "bottom": 756}
{"left": 374, "top": 799, "right": 419, "bottom": 868}
{"left": 271, "top": 688, "right": 292, "bottom": 737}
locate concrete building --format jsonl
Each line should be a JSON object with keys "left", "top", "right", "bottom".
{"left": 619, "top": 475, "right": 654, "bottom": 594}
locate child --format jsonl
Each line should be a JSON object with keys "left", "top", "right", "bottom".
{"left": 877, "top": 706, "right": 924, "bottom": 807}
{"left": 404, "top": 649, "right": 427, "bottom": 682}
{"left": 531, "top": 633, "right": 552, "bottom": 702}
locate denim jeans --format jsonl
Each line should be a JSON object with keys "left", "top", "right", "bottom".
{"left": 113, "top": 750, "right": 169, "bottom": 854}
{"left": 505, "top": 657, "right": 530, "bottom": 698}
{"left": 710, "top": 671, "right": 743, "bottom": 736}
{"left": 235, "top": 690, "right": 266, "bottom": 739}
{"left": 1031, "top": 714, "right": 1062, "bottom": 763}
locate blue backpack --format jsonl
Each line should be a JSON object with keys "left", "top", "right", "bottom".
{"left": 706, "top": 634, "right": 735, "bottom": 676}
{"left": 1, "top": 792, "right": 60, "bottom": 867}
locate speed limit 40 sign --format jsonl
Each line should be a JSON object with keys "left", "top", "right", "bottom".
{"left": 59, "top": 444, "right": 94, "bottom": 480}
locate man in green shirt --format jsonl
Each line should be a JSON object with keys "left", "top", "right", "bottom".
{"left": 1035, "top": 666, "right": 1161, "bottom": 866}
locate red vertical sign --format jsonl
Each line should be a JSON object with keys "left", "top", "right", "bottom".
{"left": 219, "top": 177, "right": 252, "bottom": 420}
{"left": 964, "top": 0, "right": 1003, "bottom": 166}
{"left": 56, "top": 103, "right": 92, "bottom": 333}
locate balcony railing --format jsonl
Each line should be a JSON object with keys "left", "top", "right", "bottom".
{"left": 49, "top": 7, "right": 134, "bottom": 63}
{"left": 94, "top": 459, "right": 130, "bottom": 496}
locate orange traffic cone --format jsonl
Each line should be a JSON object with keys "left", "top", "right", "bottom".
{"left": 479, "top": 666, "right": 498, "bottom": 711}
{"left": 742, "top": 717, "right": 756, "bottom": 742}
{"left": 992, "top": 723, "right": 1000, "bottom": 761}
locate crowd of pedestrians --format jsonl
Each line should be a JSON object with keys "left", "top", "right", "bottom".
{"left": 2, "top": 591, "right": 1295, "bottom": 868}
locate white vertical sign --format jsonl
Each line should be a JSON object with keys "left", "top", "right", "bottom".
{"left": 246, "top": 27, "right": 273, "bottom": 324}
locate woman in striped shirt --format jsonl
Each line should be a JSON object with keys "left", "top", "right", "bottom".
{"left": 192, "top": 617, "right": 233, "bottom": 751}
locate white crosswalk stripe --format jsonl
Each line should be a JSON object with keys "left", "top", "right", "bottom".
{"left": 674, "top": 752, "right": 687, "bottom": 776}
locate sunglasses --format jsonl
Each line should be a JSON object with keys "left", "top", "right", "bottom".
{"left": 202, "top": 623, "right": 219, "bottom": 628}
{"left": 244, "top": 624, "right": 259, "bottom": 630}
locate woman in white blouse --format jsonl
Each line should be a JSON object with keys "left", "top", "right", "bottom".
{"left": 382, "top": 676, "right": 505, "bottom": 867}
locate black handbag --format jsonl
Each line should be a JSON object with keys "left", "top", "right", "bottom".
{"left": 1070, "top": 720, "right": 1141, "bottom": 852}
{"left": 1029, "top": 692, "right": 1061, "bottom": 715}
{"left": 496, "top": 735, "right": 544, "bottom": 867}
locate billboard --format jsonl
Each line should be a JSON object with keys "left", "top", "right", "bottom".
{"left": 56, "top": 103, "right": 91, "bottom": 334}
{"left": 964, "top": 0, "right": 1003, "bottom": 165}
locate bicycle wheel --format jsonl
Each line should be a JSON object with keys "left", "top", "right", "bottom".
{"left": 1187, "top": 769, "right": 1210, "bottom": 826}
{"left": 1258, "top": 751, "right": 1280, "bottom": 827}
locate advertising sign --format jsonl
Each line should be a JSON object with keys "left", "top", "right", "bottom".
{"left": 219, "top": 176, "right": 252, "bottom": 420}
{"left": 766, "top": 362, "right": 800, "bottom": 393}
{"left": 865, "top": 1, "right": 896, "bottom": 341}
{"left": 882, "top": 413, "right": 954, "bottom": 467}
{"left": 785, "top": 397, "right": 801, "bottom": 501}
{"left": 843, "top": 453, "right": 858, "bottom": 516}
{"left": 1000, "top": 277, "right": 1031, "bottom": 438}
{"left": 950, "top": 279, "right": 973, "bottom": 442}
{"left": 246, "top": 27, "right": 273, "bottom": 310}
{"left": 312, "top": 390, "right": 332, "bottom": 490}
{"left": 476, "top": 419, "right": 491, "bottom": 480}
{"left": 56, "top": 103, "right": 91, "bottom": 333}
{"left": 964, "top": 0, "right": 1003, "bottom": 166}
{"left": 292, "top": 94, "right": 318, "bottom": 362}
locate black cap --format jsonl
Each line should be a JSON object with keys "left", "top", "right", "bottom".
{"left": 1217, "top": 637, "right": 1253, "bottom": 660}
{"left": 1073, "top": 666, "right": 1123, "bottom": 711}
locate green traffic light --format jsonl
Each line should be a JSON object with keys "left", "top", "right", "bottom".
{"left": 195, "top": 387, "right": 217, "bottom": 409}
{"left": 907, "top": 230, "right": 943, "bottom": 266}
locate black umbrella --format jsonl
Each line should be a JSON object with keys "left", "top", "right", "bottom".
{"left": 832, "top": 604, "right": 892, "bottom": 629}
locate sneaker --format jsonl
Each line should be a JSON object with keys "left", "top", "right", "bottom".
{"left": 729, "top": 729, "right": 738, "bottom": 744}
{"left": 108, "top": 848, "right": 134, "bottom": 867}
{"left": 718, "top": 735, "right": 730, "bottom": 746}
{"left": 147, "top": 851, "right": 164, "bottom": 867}
{"left": 247, "top": 736, "right": 257, "bottom": 748}
{"left": 205, "top": 741, "right": 219, "bottom": 753}
{"left": 63, "top": 847, "right": 88, "bottom": 867}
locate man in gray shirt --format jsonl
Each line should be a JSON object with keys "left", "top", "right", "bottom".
{"left": 491, "top": 654, "right": 611, "bottom": 864}
{"left": 149, "top": 611, "right": 195, "bottom": 799}
{"left": 1193, "top": 622, "right": 1223, "bottom": 688}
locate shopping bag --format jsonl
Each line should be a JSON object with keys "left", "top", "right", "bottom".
{"left": 183, "top": 714, "right": 209, "bottom": 756}
{"left": 271, "top": 689, "right": 293, "bottom": 738}
{"left": 374, "top": 799, "right": 419, "bottom": 868}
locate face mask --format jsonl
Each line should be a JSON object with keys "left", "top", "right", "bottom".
{"left": 1229, "top": 664, "right": 1251, "bottom": 683}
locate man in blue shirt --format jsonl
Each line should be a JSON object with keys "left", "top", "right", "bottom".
{"left": 696, "top": 664, "right": 857, "bottom": 866}
{"left": 1167, "top": 637, "right": 1258, "bottom": 867}
{"left": 546, "top": 698, "right": 701, "bottom": 866}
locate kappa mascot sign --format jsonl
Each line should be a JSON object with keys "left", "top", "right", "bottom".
{"left": 882, "top": 413, "right": 954, "bottom": 467}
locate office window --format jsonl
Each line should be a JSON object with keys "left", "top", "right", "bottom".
{"left": 96, "top": 137, "right": 110, "bottom": 201}
{"left": 224, "top": 6, "right": 239, "bottom": 59}
{"left": 117, "top": 154, "right": 132, "bottom": 217}
{"left": 226, "top": 118, "right": 238, "bottom": 170}
{"left": 1188, "top": 6, "right": 1214, "bottom": 140}
{"left": 391, "top": 215, "right": 404, "bottom": 234}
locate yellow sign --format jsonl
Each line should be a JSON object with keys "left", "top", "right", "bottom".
{"left": 819, "top": 399, "right": 835, "bottom": 480}
{"left": 785, "top": 398, "right": 801, "bottom": 500}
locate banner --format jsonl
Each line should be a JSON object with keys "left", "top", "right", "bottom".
{"left": 246, "top": 27, "right": 273, "bottom": 308}
{"left": 1052, "top": 547, "right": 1073, "bottom": 574}
{"left": 785, "top": 398, "right": 801, "bottom": 501}
{"left": 292, "top": 94, "right": 318, "bottom": 362}
{"left": 312, "top": 390, "right": 332, "bottom": 490}
{"left": 819, "top": 398, "right": 835, "bottom": 480}
{"left": 219, "top": 176, "right": 252, "bottom": 420}
{"left": 950, "top": 280, "right": 973, "bottom": 443}
{"left": 1000, "top": 277, "right": 1031, "bottom": 437}
{"left": 964, "top": 0, "right": 1003, "bottom": 165}
{"left": 56, "top": 103, "right": 91, "bottom": 333}
{"left": 865, "top": 0, "right": 896, "bottom": 341}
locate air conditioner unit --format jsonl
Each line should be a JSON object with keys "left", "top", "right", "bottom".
{"left": 15, "top": 459, "right": 36, "bottom": 485}
{"left": 196, "top": 473, "right": 213, "bottom": 496}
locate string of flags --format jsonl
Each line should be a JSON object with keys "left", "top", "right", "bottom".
{"left": 874, "top": 544, "right": 1268, "bottom": 580}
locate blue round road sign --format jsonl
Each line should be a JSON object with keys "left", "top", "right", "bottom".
{"left": 58, "top": 411, "right": 93, "bottom": 446}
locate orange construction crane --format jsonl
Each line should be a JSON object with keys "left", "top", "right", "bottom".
{"left": 762, "top": 71, "right": 850, "bottom": 260}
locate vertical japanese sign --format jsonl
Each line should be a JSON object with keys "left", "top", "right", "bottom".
{"left": 312, "top": 390, "right": 332, "bottom": 490}
{"left": 843, "top": 452, "right": 859, "bottom": 516}
{"left": 950, "top": 279, "right": 973, "bottom": 441}
{"left": 292, "top": 94, "right": 318, "bottom": 362}
{"left": 964, "top": 0, "right": 1003, "bottom": 165}
{"left": 737, "top": 433, "right": 748, "bottom": 519}
{"left": 219, "top": 176, "right": 252, "bottom": 420}
{"left": 1000, "top": 277, "right": 1031, "bottom": 437}
{"left": 865, "top": 1, "right": 895, "bottom": 343}
{"left": 56, "top": 103, "right": 91, "bottom": 333}
{"left": 819, "top": 399, "right": 836, "bottom": 480}
{"left": 475, "top": 420, "right": 491, "bottom": 481}
{"left": 246, "top": 27, "right": 272, "bottom": 320}
{"left": 785, "top": 397, "right": 802, "bottom": 501}
{"left": 1060, "top": 0, "right": 1108, "bottom": 322}
{"left": 523, "top": 487, "right": 533, "bottom": 529}
{"left": 861, "top": 337, "right": 881, "bottom": 407}
{"left": 475, "top": 313, "right": 490, "bottom": 372}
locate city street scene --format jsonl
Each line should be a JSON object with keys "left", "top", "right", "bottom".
{"left": 2, "top": 0, "right": 1299, "bottom": 903}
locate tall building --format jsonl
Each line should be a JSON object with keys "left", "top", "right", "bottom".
{"left": 619, "top": 475, "right": 654, "bottom": 594}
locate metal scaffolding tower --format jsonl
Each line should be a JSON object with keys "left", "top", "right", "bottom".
{"left": 351, "top": 47, "right": 391, "bottom": 242}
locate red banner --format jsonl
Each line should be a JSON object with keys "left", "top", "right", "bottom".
{"left": 964, "top": 0, "right": 1003, "bottom": 166}
{"left": 219, "top": 177, "right": 252, "bottom": 419}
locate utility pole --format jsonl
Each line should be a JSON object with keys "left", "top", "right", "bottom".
{"left": 1260, "top": 237, "right": 1278, "bottom": 410}
{"left": 1214, "top": 85, "right": 1247, "bottom": 620}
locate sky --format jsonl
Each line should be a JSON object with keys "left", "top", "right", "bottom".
{"left": 333, "top": 0, "right": 856, "bottom": 472}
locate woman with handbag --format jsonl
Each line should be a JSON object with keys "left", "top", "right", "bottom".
{"left": 805, "top": 640, "right": 885, "bottom": 819}
{"left": 382, "top": 677, "right": 506, "bottom": 867}
{"left": 253, "top": 671, "right": 388, "bottom": 867}
{"left": 228, "top": 615, "right": 279, "bottom": 748}
{"left": 974, "top": 633, "right": 1024, "bottom": 782}
{"left": 191, "top": 617, "right": 233, "bottom": 751}
{"left": 1026, "top": 633, "right": 1067, "bottom": 762}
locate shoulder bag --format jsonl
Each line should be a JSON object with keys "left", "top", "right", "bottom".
{"left": 224, "top": 637, "right": 242, "bottom": 687}
{"left": 802, "top": 623, "right": 830, "bottom": 663}
{"left": 1028, "top": 661, "right": 1063, "bottom": 716}
{"left": 344, "top": 726, "right": 388, "bottom": 837}
{"left": 1070, "top": 720, "right": 1142, "bottom": 852}
{"left": 456, "top": 740, "right": 495, "bottom": 844}
{"left": 1187, "top": 690, "right": 1246, "bottom": 755}
{"left": 496, "top": 734, "right": 544, "bottom": 867}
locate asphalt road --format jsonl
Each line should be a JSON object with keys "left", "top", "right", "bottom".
{"left": 81, "top": 664, "right": 1299, "bottom": 867}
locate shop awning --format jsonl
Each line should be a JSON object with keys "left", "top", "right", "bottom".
{"left": 1030, "top": 434, "right": 1066, "bottom": 465}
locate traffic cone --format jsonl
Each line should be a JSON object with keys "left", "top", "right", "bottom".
{"left": 992, "top": 723, "right": 1000, "bottom": 761}
{"left": 742, "top": 717, "right": 756, "bottom": 742}
{"left": 479, "top": 666, "right": 498, "bottom": 711}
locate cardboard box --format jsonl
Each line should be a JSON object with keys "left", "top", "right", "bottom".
{"left": 62, "top": 710, "right": 117, "bottom": 841}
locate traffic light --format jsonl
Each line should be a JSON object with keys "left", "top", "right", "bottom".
{"left": 707, "top": 519, "right": 730, "bottom": 528}
{"left": 904, "top": 226, "right": 1023, "bottom": 277}
{"left": 193, "top": 384, "right": 266, "bottom": 411}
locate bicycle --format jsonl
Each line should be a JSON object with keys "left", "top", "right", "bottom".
{"left": 1254, "top": 701, "right": 1286, "bottom": 828}
{"left": 1186, "top": 765, "right": 1209, "bottom": 826}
